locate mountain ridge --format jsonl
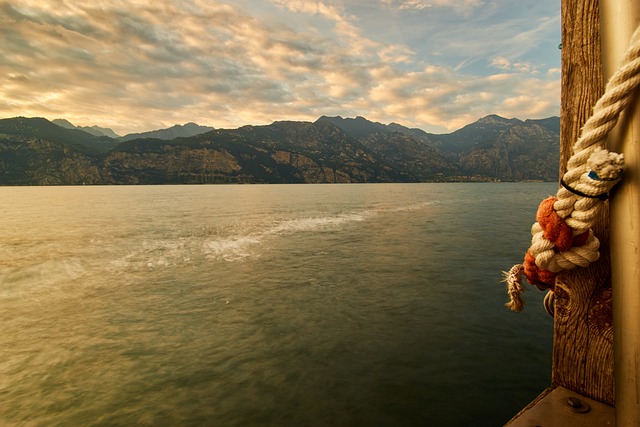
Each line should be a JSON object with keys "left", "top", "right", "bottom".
{"left": 52, "top": 119, "right": 121, "bottom": 138}
{"left": 118, "top": 122, "right": 216, "bottom": 142}
{"left": 0, "top": 114, "right": 559, "bottom": 185}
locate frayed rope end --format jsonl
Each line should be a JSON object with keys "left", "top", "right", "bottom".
{"left": 502, "top": 264, "right": 526, "bottom": 312}
{"left": 587, "top": 147, "right": 624, "bottom": 181}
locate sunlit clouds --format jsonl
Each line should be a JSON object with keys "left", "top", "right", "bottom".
{"left": 0, "top": 0, "right": 560, "bottom": 135}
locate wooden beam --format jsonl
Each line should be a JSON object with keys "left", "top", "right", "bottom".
{"left": 600, "top": 1, "right": 640, "bottom": 425}
{"left": 554, "top": 0, "right": 615, "bottom": 405}
{"left": 506, "top": 386, "right": 615, "bottom": 426}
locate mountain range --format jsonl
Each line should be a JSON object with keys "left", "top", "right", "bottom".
{"left": 0, "top": 114, "right": 559, "bottom": 185}
{"left": 52, "top": 118, "right": 216, "bottom": 141}
{"left": 52, "top": 119, "right": 121, "bottom": 139}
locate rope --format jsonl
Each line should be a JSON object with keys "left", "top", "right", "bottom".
{"left": 503, "top": 24, "right": 640, "bottom": 312}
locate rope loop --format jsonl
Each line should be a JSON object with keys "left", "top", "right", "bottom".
{"left": 503, "top": 24, "right": 640, "bottom": 312}
{"left": 560, "top": 178, "right": 609, "bottom": 200}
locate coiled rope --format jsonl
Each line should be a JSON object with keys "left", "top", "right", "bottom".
{"left": 503, "top": 24, "right": 640, "bottom": 312}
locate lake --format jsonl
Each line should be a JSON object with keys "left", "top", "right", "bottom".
{"left": 0, "top": 183, "right": 555, "bottom": 426}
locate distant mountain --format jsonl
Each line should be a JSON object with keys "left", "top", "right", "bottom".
{"left": 0, "top": 117, "right": 119, "bottom": 155}
{"left": 0, "top": 117, "right": 107, "bottom": 185}
{"left": 315, "top": 116, "right": 456, "bottom": 181}
{"left": 105, "top": 120, "right": 397, "bottom": 184}
{"left": 318, "top": 114, "right": 560, "bottom": 181}
{"left": 52, "top": 118, "right": 120, "bottom": 138}
{"left": 0, "top": 115, "right": 560, "bottom": 185}
{"left": 526, "top": 117, "right": 560, "bottom": 134}
{"left": 318, "top": 116, "right": 391, "bottom": 139}
{"left": 428, "top": 115, "right": 559, "bottom": 181}
{"left": 119, "top": 123, "right": 215, "bottom": 141}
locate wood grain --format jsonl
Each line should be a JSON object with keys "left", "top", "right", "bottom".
{"left": 553, "top": 0, "right": 615, "bottom": 405}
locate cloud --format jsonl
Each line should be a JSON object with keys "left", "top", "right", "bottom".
{"left": 380, "top": 0, "right": 485, "bottom": 13}
{"left": 0, "top": 0, "right": 559, "bottom": 135}
{"left": 270, "top": 0, "right": 344, "bottom": 21}
{"left": 364, "top": 63, "right": 559, "bottom": 132}
{"left": 490, "top": 56, "right": 537, "bottom": 73}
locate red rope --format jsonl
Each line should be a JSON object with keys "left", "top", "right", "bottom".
{"left": 537, "top": 197, "right": 573, "bottom": 251}
{"left": 522, "top": 197, "right": 590, "bottom": 290}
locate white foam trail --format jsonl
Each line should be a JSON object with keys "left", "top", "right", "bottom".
{"left": 266, "top": 213, "right": 365, "bottom": 235}
{"left": 0, "top": 258, "right": 87, "bottom": 298}
{"left": 110, "top": 238, "right": 196, "bottom": 271}
{"left": 375, "top": 201, "right": 436, "bottom": 213}
{"left": 202, "top": 235, "right": 262, "bottom": 262}
{"left": 122, "top": 203, "right": 432, "bottom": 265}
{"left": 201, "top": 212, "right": 367, "bottom": 262}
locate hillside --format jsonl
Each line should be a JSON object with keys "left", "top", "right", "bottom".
{"left": 0, "top": 115, "right": 559, "bottom": 185}
{"left": 0, "top": 117, "right": 119, "bottom": 155}
{"left": 319, "top": 114, "right": 559, "bottom": 181}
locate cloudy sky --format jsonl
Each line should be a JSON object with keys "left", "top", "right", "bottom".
{"left": 1, "top": 0, "right": 560, "bottom": 136}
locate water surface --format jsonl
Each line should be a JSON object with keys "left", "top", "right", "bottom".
{"left": 0, "top": 183, "right": 555, "bottom": 426}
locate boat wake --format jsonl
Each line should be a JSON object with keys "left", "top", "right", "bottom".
{"left": 202, "top": 212, "right": 367, "bottom": 262}
{"left": 0, "top": 201, "right": 435, "bottom": 296}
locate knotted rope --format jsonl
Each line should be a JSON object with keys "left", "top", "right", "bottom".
{"left": 503, "top": 24, "right": 640, "bottom": 312}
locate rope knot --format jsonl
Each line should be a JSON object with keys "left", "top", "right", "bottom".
{"left": 503, "top": 22, "right": 639, "bottom": 312}
{"left": 537, "top": 197, "right": 573, "bottom": 251}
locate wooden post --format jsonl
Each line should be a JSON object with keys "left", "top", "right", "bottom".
{"left": 554, "top": 0, "right": 615, "bottom": 405}
{"left": 504, "top": 2, "right": 637, "bottom": 423}
{"left": 600, "top": 1, "right": 640, "bottom": 425}
{"left": 507, "top": 2, "right": 640, "bottom": 423}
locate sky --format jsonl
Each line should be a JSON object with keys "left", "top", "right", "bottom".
{"left": 0, "top": 0, "right": 561, "bottom": 136}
